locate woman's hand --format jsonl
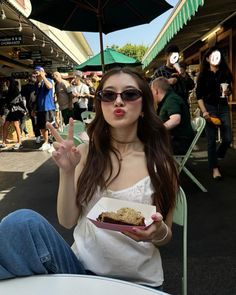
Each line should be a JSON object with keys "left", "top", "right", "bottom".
{"left": 46, "top": 118, "right": 81, "bottom": 172}
{"left": 168, "top": 77, "right": 178, "bottom": 85}
{"left": 123, "top": 212, "right": 168, "bottom": 243}
{"left": 202, "top": 111, "right": 210, "bottom": 120}
{"left": 224, "top": 89, "right": 231, "bottom": 97}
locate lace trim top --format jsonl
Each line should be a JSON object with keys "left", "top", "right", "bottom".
{"left": 72, "top": 176, "right": 164, "bottom": 287}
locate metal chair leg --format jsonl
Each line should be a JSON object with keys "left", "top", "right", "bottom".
{"left": 182, "top": 166, "right": 208, "bottom": 192}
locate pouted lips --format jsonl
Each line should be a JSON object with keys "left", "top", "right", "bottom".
{"left": 113, "top": 108, "right": 125, "bottom": 117}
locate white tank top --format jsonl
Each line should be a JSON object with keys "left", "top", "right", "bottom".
{"left": 72, "top": 176, "right": 163, "bottom": 287}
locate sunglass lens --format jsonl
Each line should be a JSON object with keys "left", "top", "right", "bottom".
{"left": 97, "top": 89, "right": 142, "bottom": 102}
{"left": 98, "top": 90, "right": 116, "bottom": 102}
{"left": 122, "top": 89, "right": 142, "bottom": 101}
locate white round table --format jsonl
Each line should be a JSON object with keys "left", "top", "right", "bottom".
{"left": 0, "top": 274, "right": 170, "bottom": 295}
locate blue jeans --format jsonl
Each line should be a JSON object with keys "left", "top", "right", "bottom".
{"left": 0, "top": 210, "right": 164, "bottom": 290}
{"left": 0, "top": 209, "right": 86, "bottom": 280}
{"left": 205, "top": 103, "right": 232, "bottom": 170}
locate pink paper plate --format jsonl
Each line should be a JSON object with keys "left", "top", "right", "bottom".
{"left": 87, "top": 197, "right": 156, "bottom": 232}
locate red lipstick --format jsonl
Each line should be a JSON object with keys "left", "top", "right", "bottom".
{"left": 113, "top": 108, "right": 125, "bottom": 117}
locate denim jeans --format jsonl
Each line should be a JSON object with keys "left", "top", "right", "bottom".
{"left": 205, "top": 103, "right": 232, "bottom": 170}
{"left": 0, "top": 209, "right": 164, "bottom": 290}
{"left": 0, "top": 209, "right": 86, "bottom": 280}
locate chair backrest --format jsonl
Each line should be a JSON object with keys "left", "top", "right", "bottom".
{"left": 188, "top": 116, "right": 206, "bottom": 154}
{"left": 173, "top": 187, "right": 188, "bottom": 295}
{"left": 81, "top": 111, "right": 95, "bottom": 122}
{"left": 191, "top": 116, "right": 206, "bottom": 133}
{"left": 58, "top": 120, "right": 85, "bottom": 146}
{"left": 175, "top": 117, "right": 206, "bottom": 171}
{"left": 63, "top": 120, "right": 86, "bottom": 134}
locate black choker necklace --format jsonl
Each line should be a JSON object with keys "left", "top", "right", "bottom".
{"left": 112, "top": 137, "right": 138, "bottom": 144}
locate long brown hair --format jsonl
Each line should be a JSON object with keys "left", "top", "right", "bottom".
{"left": 76, "top": 67, "right": 179, "bottom": 219}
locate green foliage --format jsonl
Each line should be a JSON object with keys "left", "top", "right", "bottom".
{"left": 110, "top": 43, "right": 148, "bottom": 62}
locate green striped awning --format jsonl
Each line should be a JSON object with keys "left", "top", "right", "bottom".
{"left": 142, "top": 0, "right": 205, "bottom": 68}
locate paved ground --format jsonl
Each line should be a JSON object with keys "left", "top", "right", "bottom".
{"left": 0, "top": 137, "right": 236, "bottom": 295}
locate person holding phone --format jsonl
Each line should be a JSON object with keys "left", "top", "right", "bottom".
{"left": 152, "top": 44, "right": 194, "bottom": 107}
{"left": 196, "top": 46, "right": 233, "bottom": 180}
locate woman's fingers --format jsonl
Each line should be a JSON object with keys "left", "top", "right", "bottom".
{"left": 151, "top": 212, "right": 163, "bottom": 222}
{"left": 53, "top": 141, "right": 65, "bottom": 151}
{"left": 67, "top": 118, "right": 74, "bottom": 141}
{"left": 123, "top": 213, "right": 164, "bottom": 242}
{"left": 46, "top": 122, "right": 62, "bottom": 143}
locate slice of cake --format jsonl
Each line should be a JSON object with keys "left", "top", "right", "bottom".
{"left": 97, "top": 207, "right": 145, "bottom": 226}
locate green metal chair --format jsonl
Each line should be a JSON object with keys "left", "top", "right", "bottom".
{"left": 81, "top": 111, "right": 95, "bottom": 123}
{"left": 173, "top": 187, "right": 188, "bottom": 295}
{"left": 58, "top": 120, "right": 85, "bottom": 146}
{"left": 175, "top": 116, "right": 207, "bottom": 192}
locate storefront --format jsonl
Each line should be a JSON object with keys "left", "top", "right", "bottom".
{"left": 143, "top": 0, "right": 236, "bottom": 148}
{"left": 0, "top": 0, "right": 93, "bottom": 142}
{"left": 0, "top": 0, "right": 92, "bottom": 78}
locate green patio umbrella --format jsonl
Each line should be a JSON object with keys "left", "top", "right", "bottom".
{"left": 76, "top": 48, "right": 141, "bottom": 71}
{"left": 29, "top": 0, "right": 172, "bottom": 72}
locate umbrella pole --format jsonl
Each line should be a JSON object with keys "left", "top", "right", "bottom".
{"left": 98, "top": 13, "right": 105, "bottom": 73}
{"left": 99, "top": 30, "right": 105, "bottom": 73}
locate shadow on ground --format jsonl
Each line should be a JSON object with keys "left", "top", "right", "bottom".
{"left": 0, "top": 157, "right": 74, "bottom": 243}
{"left": 0, "top": 138, "right": 236, "bottom": 295}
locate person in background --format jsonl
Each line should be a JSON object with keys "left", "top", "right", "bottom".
{"left": 71, "top": 76, "right": 89, "bottom": 121}
{"left": 90, "top": 72, "right": 101, "bottom": 89}
{"left": 152, "top": 44, "right": 194, "bottom": 107}
{"left": 21, "top": 75, "right": 41, "bottom": 143}
{"left": 196, "top": 46, "right": 233, "bottom": 180}
{"left": 84, "top": 77, "right": 95, "bottom": 111}
{"left": 151, "top": 77, "right": 194, "bottom": 155}
{"left": 33, "top": 66, "right": 55, "bottom": 151}
{"left": 19, "top": 95, "right": 29, "bottom": 138}
{"left": 0, "top": 67, "right": 178, "bottom": 292}
{"left": 0, "top": 80, "right": 9, "bottom": 142}
{"left": 14, "top": 80, "right": 29, "bottom": 139}
{"left": 0, "top": 78, "right": 27, "bottom": 150}
{"left": 53, "top": 72, "right": 73, "bottom": 126}
{"left": 178, "top": 61, "right": 195, "bottom": 104}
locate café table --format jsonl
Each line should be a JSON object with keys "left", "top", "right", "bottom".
{"left": 0, "top": 274, "right": 170, "bottom": 295}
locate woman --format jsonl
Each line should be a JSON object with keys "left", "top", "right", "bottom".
{"left": 196, "top": 47, "right": 233, "bottom": 179}
{"left": 0, "top": 78, "right": 26, "bottom": 150}
{"left": 0, "top": 68, "right": 178, "bottom": 290}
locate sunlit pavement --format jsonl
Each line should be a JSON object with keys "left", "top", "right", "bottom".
{"left": 0, "top": 138, "right": 73, "bottom": 243}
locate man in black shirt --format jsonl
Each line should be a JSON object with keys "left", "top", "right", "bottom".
{"left": 152, "top": 44, "right": 194, "bottom": 106}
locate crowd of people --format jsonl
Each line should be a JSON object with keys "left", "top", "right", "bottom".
{"left": 0, "top": 44, "right": 233, "bottom": 173}
{"left": 0, "top": 68, "right": 99, "bottom": 151}
{"left": 0, "top": 44, "right": 234, "bottom": 291}
{"left": 152, "top": 44, "right": 233, "bottom": 180}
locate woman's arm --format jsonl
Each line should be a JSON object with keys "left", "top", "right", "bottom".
{"left": 197, "top": 99, "right": 209, "bottom": 118}
{"left": 151, "top": 209, "right": 173, "bottom": 246}
{"left": 196, "top": 74, "right": 209, "bottom": 117}
{"left": 47, "top": 119, "right": 88, "bottom": 229}
{"left": 57, "top": 169, "right": 78, "bottom": 228}
{"left": 57, "top": 143, "right": 88, "bottom": 228}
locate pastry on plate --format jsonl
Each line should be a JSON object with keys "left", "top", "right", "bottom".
{"left": 97, "top": 207, "right": 145, "bottom": 226}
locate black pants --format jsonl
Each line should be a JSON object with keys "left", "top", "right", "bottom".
{"left": 73, "top": 102, "right": 86, "bottom": 121}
